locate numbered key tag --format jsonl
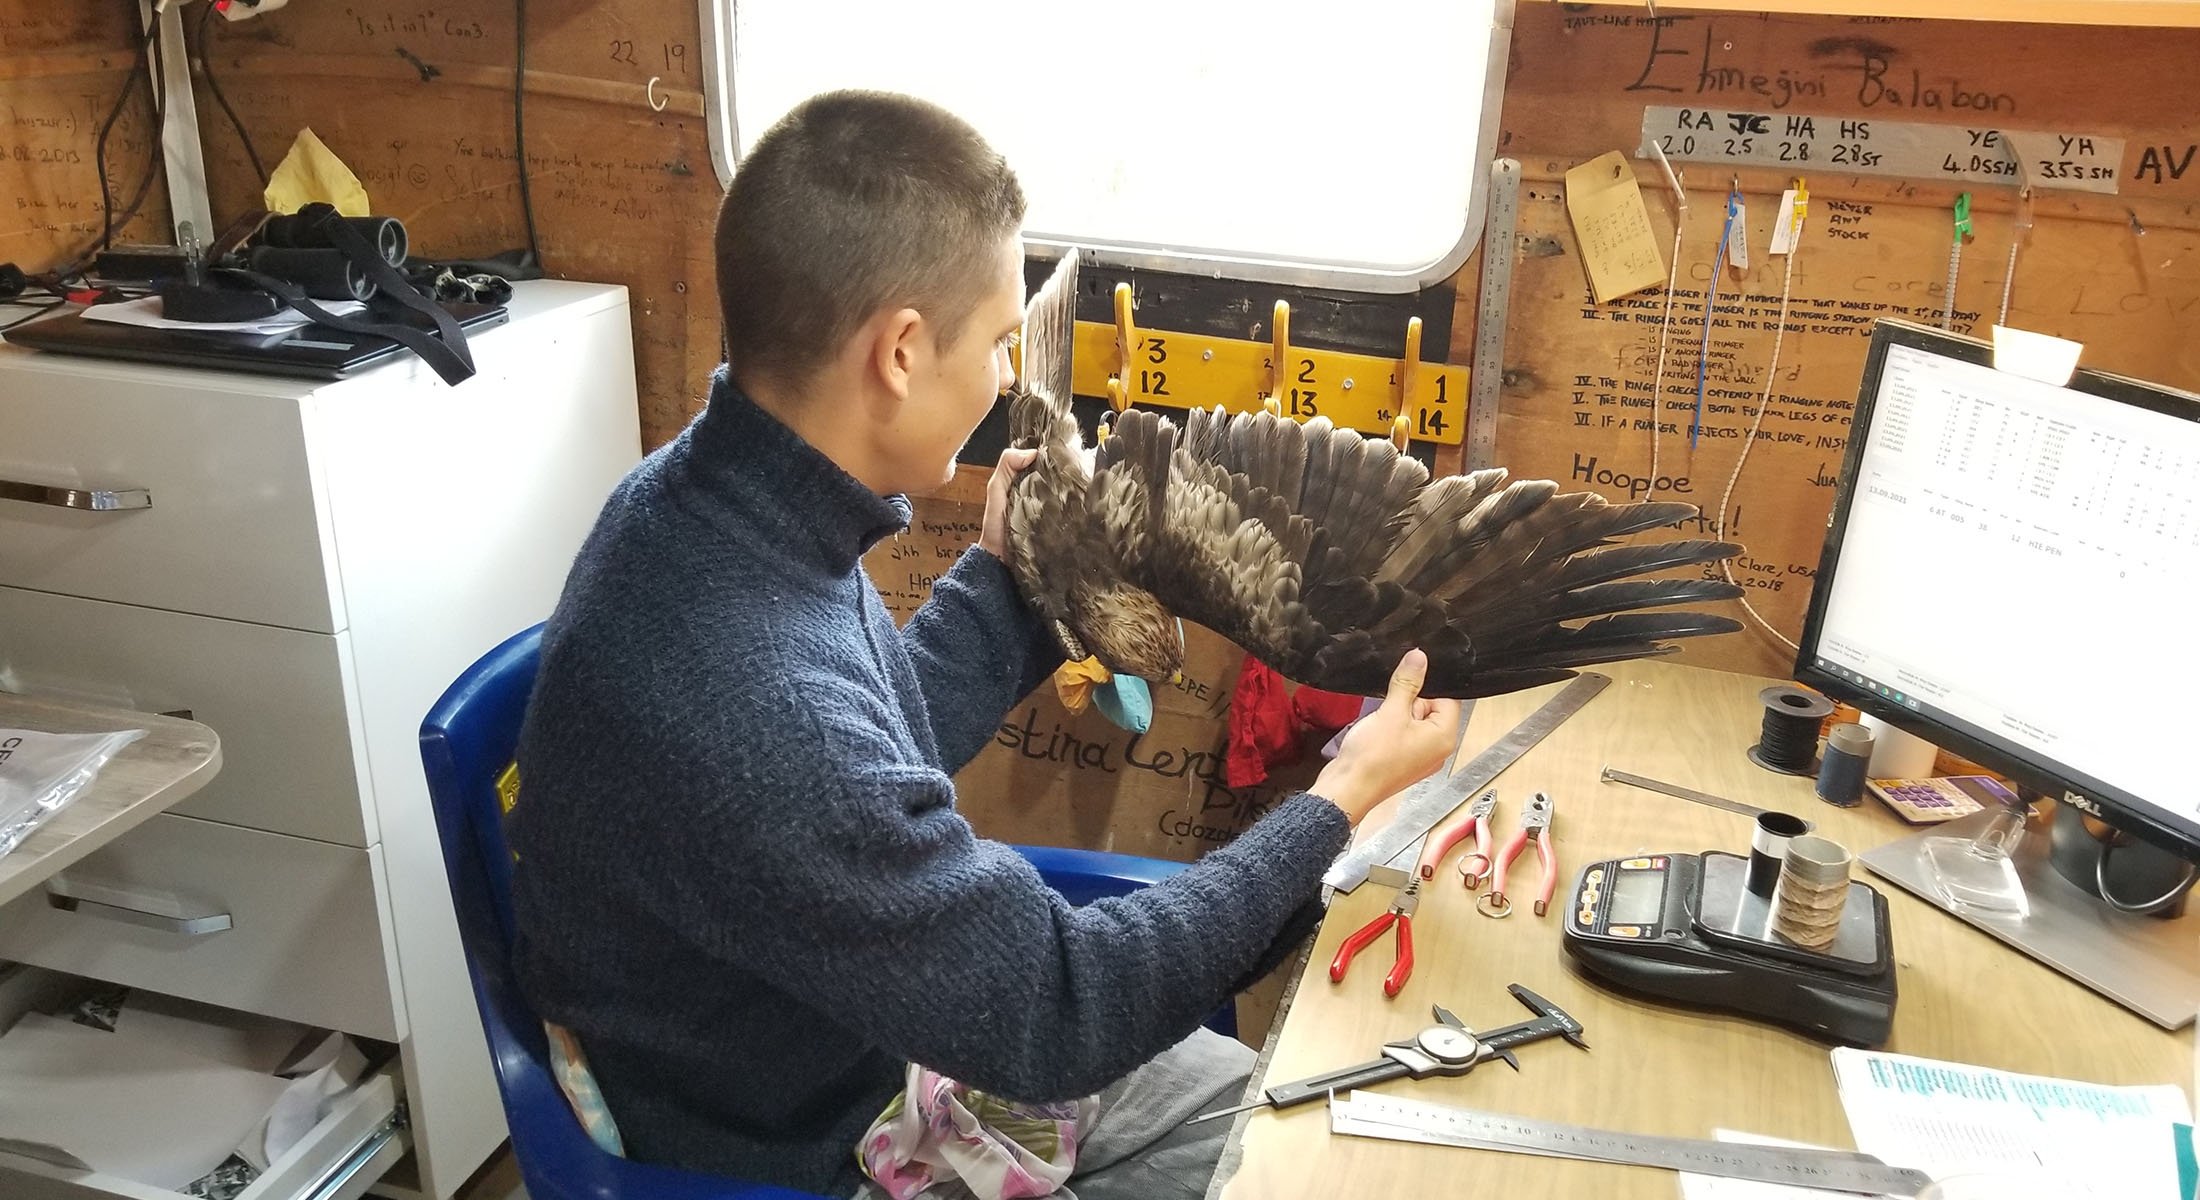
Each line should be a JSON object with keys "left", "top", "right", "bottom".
{"left": 1767, "top": 189, "right": 1801, "bottom": 255}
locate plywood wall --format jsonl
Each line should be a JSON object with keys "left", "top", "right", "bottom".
{"left": 1496, "top": 4, "right": 2200, "bottom": 677}
{"left": 0, "top": 6, "right": 169, "bottom": 281}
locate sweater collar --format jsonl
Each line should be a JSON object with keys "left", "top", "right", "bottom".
{"left": 686, "top": 366, "right": 913, "bottom": 575}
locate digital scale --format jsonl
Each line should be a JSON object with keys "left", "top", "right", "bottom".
{"left": 1560, "top": 852, "right": 1899, "bottom": 1047}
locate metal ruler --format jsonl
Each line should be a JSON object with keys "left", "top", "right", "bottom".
{"left": 1325, "top": 672, "right": 1608, "bottom": 894}
{"left": 1599, "top": 765, "right": 1769, "bottom": 819}
{"left": 1330, "top": 1093, "right": 1933, "bottom": 1198}
{"left": 1466, "top": 157, "right": 1521, "bottom": 472}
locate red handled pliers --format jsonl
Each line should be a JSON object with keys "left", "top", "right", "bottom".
{"left": 1421, "top": 789, "right": 1498, "bottom": 887}
{"left": 1329, "top": 878, "right": 1419, "bottom": 997}
{"left": 1476, "top": 791, "right": 1556, "bottom": 919}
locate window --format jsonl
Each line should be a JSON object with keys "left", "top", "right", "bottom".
{"left": 698, "top": 1, "right": 1510, "bottom": 292}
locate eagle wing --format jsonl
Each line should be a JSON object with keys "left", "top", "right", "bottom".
{"left": 1099, "top": 404, "right": 1745, "bottom": 698}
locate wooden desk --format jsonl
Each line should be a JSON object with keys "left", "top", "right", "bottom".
{"left": 0, "top": 694, "right": 221, "bottom": 907}
{"left": 1221, "top": 660, "right": 2195, "bottom": 1198}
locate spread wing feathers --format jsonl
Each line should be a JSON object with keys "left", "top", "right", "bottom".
{"left": 1081, "top": 403, "right": 1748, "bottom": 697}
{"left": 1099, "top": 409, "right": 1318, "bottom": 668}
{"left": 1007, "top": 249, "right": 1080, "bottom": 450}
{"left": 1006, "top": 434, "right": 1091, "bottom": 639}
{"left": 1090, "top": 407, "right": 1172, "bottom": 576}
{"left": 1004, "top": 249, "right": 1095, "bottom": 642}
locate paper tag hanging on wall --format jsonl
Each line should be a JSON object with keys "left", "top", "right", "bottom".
{"left": 1767, "top": 188, "right": 1802, "bottom": 255}
{"left": 1725, "top": 197, "right": 1750, "bottom": 272}
{"left": 1564, "top": 151, "right": 1668, "bottom": 303}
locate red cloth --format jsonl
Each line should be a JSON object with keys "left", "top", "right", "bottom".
{"left": 1292, "top": 684, "right": 1365, "bottom": 734}
{"left": 1225, "top": 660, "right": 1369, "bottom": 788}
{"left": 1225, "top": 657, "right": 1298, "bottom": 788}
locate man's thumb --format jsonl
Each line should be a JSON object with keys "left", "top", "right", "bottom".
{"left": 1386, "top": 648, "right": 1429, "bottom": 707}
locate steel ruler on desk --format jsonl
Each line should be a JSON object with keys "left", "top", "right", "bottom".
{"left": 1324, "top": 672, "right": 1608, "bottom": 894}
{"left": 1330, "top": 1093, "right": 1934, "bottom": 1197}
{"left": 1466, "top": 157, "right": 1521, "bottom": 472}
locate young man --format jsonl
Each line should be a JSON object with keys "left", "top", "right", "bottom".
{"left": 509, "top": 90, "right": 1459, "bottom": 1199}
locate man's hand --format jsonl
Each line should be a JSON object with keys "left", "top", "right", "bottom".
{"left": 1312, "top": 649, "right": 1463, "bottom": 826}
{"left": 978, "top": 447, "right": 1038, "bottom": 561}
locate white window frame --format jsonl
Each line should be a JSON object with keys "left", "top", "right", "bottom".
{"left": 695, "top": 2, "right": 1515, "bottom": 294}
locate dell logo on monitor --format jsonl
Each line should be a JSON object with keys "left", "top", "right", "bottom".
{"left": 2063, "top": 791, "right": 2104, "bottom": 817}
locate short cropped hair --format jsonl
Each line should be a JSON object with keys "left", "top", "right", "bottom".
{"left": 715, "top": 90, "right": 1027, "bottom": 387}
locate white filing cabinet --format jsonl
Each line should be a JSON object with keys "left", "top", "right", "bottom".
{"left": 0, "top": 281, "right": 643, "bottom": 1200}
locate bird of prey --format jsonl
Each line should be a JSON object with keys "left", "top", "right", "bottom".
{"left": 1003, "top": 250, "right": 1745, "bottom": 699}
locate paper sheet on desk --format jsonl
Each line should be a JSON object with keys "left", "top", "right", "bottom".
{"left": 1832, "top": 1047, "right": 2191, "bottom": 1200}
{"left": 82, "top": 295, "right": 366, "bottom": 335}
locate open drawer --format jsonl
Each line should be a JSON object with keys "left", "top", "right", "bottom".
{"left": 0, "top": 814, "right": 404, "bottom": 1042}
{"left": 0, "top": 1063, "right": 406, "bottom": 1200}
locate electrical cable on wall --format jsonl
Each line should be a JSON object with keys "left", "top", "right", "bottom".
{"left": 1715, "top": 182, "right": 1808, "bottom": 655}
{"left": 513, "top": 0, "right": 543, "bottom": 268}
{"left": 82, "top": 18, "right": 166, "bottom": 268}
{"left": 197, "top": 0, "right": 267, "bottom": 184}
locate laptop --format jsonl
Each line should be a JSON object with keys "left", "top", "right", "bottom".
{"left": 2, "top": 301, "right": 508, "bottom": 381}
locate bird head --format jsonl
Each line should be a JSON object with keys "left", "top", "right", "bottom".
{"left": 1070, "top": 582, "right": 1185, "bottom": 683}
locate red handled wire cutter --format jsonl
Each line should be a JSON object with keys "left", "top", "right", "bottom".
{"left": 1329, "top": 877, "right": 1420, "bottom": 997}
{"left": 1476, "top": 791, "right": 1556, "bottom": 919}
{"left": 1422, "top": 789, "right": 1498, "bottom": 887}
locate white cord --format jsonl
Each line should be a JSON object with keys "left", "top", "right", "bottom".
{"left": 1648, "top": 218, "right": 1685, "bottom": 486}
{"left": 1715, "top": 214, "right": 1803, "bottom": 654}
{"left": 1943, "top": 240, "right": 1962, "bottom": 330}
{"left": 1999, "top": 189, "right": 2030, "bottom": 326}
{"left": 1645, "top": 145, "right": 1687, "bottom": 487}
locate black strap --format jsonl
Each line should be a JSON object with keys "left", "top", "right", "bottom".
{"left": 241, "top": 206, "right": 480, "bottom": 386}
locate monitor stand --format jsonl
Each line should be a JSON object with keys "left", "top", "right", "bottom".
{"left": 1859, "top": 808, "right": 2200, "bottom": 1029}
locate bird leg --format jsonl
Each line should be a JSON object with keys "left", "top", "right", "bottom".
{"left": 1053, "top": 620, "right": 1090, "bottom": 663}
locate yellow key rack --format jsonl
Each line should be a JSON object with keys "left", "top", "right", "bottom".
{"left": 1064, "top": 287, "right": 1470, "bottom": 446}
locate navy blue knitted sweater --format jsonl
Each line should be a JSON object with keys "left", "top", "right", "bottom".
{"left": 509, "top": 371, "right": 1350, "bottom": 1196}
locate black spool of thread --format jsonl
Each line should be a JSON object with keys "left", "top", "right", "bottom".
{"left": 1749, "top": 685, "right": 1832, "bottom": 776}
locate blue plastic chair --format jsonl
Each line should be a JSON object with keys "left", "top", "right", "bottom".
{"left": 419, "top": 624, "right": 1217, "bottom": 1200}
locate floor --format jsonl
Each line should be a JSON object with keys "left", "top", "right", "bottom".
{"left": 450, "top": 1145, "right": 526, "bottom": 1200}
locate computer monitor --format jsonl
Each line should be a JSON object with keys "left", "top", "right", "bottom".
{"left": 1793, "top": 319, "right": 2200, "bottom": 1028}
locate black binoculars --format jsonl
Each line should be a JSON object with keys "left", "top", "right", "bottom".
{"left": 243, "top": 205, "right": 409, "bottom": 302}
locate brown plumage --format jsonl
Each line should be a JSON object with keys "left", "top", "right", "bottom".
{"left": 1004, "top": 251, "right": 1746, "bottom": 698}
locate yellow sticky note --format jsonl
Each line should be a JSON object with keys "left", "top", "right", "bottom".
{"left": 1564, "top": 151, "right": 1667, "bottom": 303}
{"left": 263, "top": 128, "right": 371, "bottom": 217}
